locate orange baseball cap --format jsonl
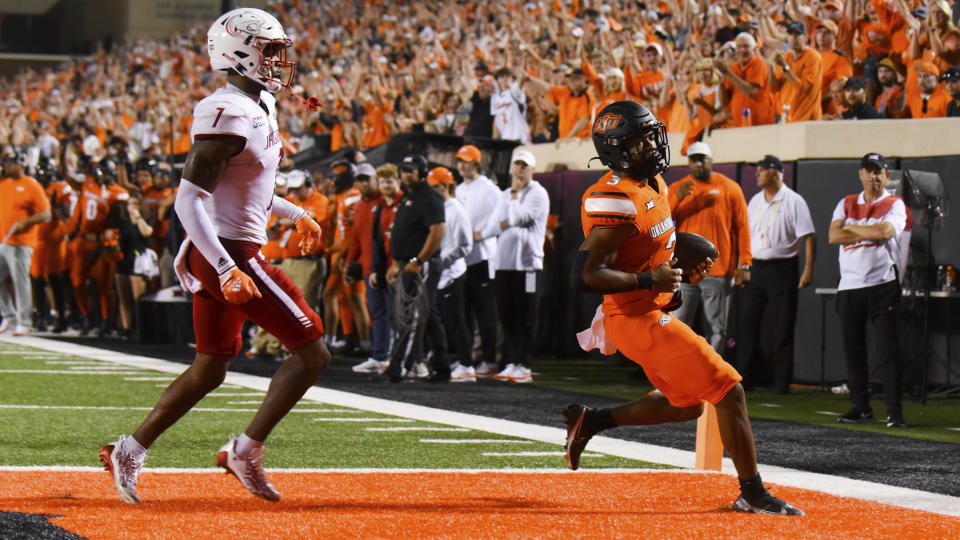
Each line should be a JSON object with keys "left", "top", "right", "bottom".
{"left": 824, "top": 0, "right": 842, "bottom": 11}
{"left": 455, "top": 144, "right": 482, "bottom": 162}
{"left": 817, "top": 19, "right": 839, "bottom": 35}
{"left": 916, "top": 61, "right": 940, "bottom": 77}
{"left": 427, "top": 167, "right": 455, "bottom": 186}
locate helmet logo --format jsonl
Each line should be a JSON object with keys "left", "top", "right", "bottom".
{"left": 594, "top": 113, "right": 623, "bottom": 134}
{"left": 225, "top": 13, "right": 265, "bottom": 38}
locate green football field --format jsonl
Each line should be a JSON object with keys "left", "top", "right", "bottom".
{"left": 0, "top": 341, "right": 667, "bottom": 471}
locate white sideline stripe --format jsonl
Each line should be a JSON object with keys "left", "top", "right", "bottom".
{"left": 482, "top": 452, "right": 603, "bottom": 457}
{"left": 69, "top": 366, "right": 133, "bottom": 371}
{"left": 947, "top": 427, "right": 960, "bottom": 432}
{"left": 206, "top": 393, "right": 265, "bottom": 397}
{"left": 757, "top": 403, "right": 782, "bottom": 408}
{"left": 44, "top": 361, "right": 99, "bottom": 365}
{"left": 0, "top": 370, "right": 146, "bottom": 375}
{"left": 312, "top": 417, "right": 414, "bottom": 422}
{"left": 0, "top": 404, "right": 355, "bottom": 413}
{"left": 816, "top": 410, "right": 842, "bottom": 416}
{"left": 420, "top": 439, "right": 534, "bottom": 444}
{"left": 5, "top": 334, "right": 960, "bottom": 518}
{"left": 126, "top": 377, "right": 175, "bottom": 381}
{"left": 25, "top": 355, "right": 66, "bottom": 359}
{"left": 0, "top": 466, "right": 699, "bottom": 474}
{"left": 366, "top": 427, "right": 470, "bottom": 432}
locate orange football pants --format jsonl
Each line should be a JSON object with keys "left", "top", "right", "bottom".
{"left": 604, "top": 310, "right": 741, "bottom": 407}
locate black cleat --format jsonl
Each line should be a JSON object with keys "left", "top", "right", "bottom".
{"left": 733, "top": 492, "right": 804, "bottom": 515}
{"left": 563, "top": 403, "right": 594, "bottom": 470}
{"left": 838, "top": 407, "right": 874, "bottom": 424}
{"left": 886, "top": 412, "right": 907, "bottom": 428}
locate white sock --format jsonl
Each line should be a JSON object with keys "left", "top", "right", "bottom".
{"left": 122, "top": 436, "right": 146, "bottom": 458}
{"left": 235, "top": 433, "right": 263, "bottom": 456}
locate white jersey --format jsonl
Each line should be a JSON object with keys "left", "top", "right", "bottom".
{"left": 190, "top": 83, "right": 283, "bottom": 245}
{"left": 490, "top": 81, "right": 531, "bottom": 144}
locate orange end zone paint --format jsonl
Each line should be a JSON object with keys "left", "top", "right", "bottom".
{"left": 1, "top": 471, "right": 957, "bottom": 539}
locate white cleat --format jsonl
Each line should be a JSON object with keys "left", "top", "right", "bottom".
{"left": 99, "top": 435, "right": 145, "bottom": 503}
{"left": 352, "top": 357, "right": 388, "bottom": 374}
{"left": 216, "top": 437, "right": 280, "bottom": 502}
{"left": 450, "top": 364, "right": 477, "bottom": 383}
{"left": 493, "top": 363, "right": 518, "bottom": 381}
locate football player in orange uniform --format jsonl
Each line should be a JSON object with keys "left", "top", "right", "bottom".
{"left": 29, "top": 157, "right": 73, "bottom": 332}
{"left": 565, "top": 101, "right": 802, "bottom": 516}
{"left": 322, "top": 161, "right": 366, "bottom": 350}
{"left": 65, "top": 157, "right": 128, "bottom": 335}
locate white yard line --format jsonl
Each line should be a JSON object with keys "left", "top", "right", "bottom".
{"left": 419, "top": 439, "right": 534, "bottom": 444}
{"left": 5, "top": 334, "right": 960, "bottom": 518}
{"left": 0, "top": 404, "right": 361, "bottom": 413}
{"left": 311, "top": 417, "right": 415, "bottom": 422}
{"left": 366, "top": 427, "right": 470, "bottom": 432}
{"left": 0, "top": 369, "right": 146, "bottom": 375}
{"left": 482, "top": 452, "right": 602, "bottom": 457}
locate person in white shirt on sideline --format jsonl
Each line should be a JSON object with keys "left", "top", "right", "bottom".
{"left": 427, "top": 167, "right": 475, "bottom": 382}
{"left": 491, "top": 67, "right": 531, "bottom": 144}
{"left": 454, "top": 144, "right": 501, "bottom": 377}
{"left": 482, "top": 149, "right": 549, "bottom": 384}
{"left": 829, "top": 153, "right": 910, "bottom": 428}
{"left": 735, "top": 155, "right": 816, "bottom": 394}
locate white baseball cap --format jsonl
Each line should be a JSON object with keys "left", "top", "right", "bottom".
{"left": 512, "top": 149, "right": 537, "bottom": 167}
{"left": 687, "top": 141, "right": 712, "bottom": 158}
{"left": 355, "top": 163, "right": 376, "bottom": 178}
{"left": 285, "top": 169, "right": 307, "bottom": 189}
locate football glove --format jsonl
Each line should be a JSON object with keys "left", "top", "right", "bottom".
{"left": 295, "top": 214, "right": 322, "bottom": 255}
{"left": 218, "top": 266, "right": 262, "bottom": 304}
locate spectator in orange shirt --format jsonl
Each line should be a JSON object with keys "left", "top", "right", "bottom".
{"left": 875, "top": 57, "right": 906, "bottom": 118}
{"left": 0, "top": 151, "right": 52, "bottom": 336}
{"left": 715, "top": 32, "right": 776, "bottom": 127}
{"left": 826, "top": 0, "right": 855, "bottom": 59}
{"left": 904, "top": 61, "right": 951, "bottom": 117}
{"left": 816, "top": 19, "right": 854, "bottom": 115}
{"left": 772, "top": 22, "right": 824, "bottom": 122}
{"left": 525, "top": 68, "right": 595, "bottom": 141}
{"left": 943, "top": 66, "right": 960, "bottom": 116}
{"left": 668, "top": 142, "right": 751, "bottom": 352}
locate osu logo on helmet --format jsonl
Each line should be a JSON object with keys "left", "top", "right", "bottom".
{"left": 593, "top": 113, "right": 623, "bottom": 134}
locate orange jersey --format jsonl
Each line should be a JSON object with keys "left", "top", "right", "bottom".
{"left": 35, "top": 180, "right": 73, "bottom": 243}
{"left": 68, "top": 178, "right": 130, "bottom": 237}
{"left": 261, "top": 215, "right": 286, "bottom": 260}
{"left": 580, "top": 171, "right": 676, "bottom": 316}
{"left": 362, "top": 101, "right": 393, "bottom": 149}
{"left": 282, "top": 190, "right": 330, "bottom": 258}
{"left": 0, "top": 175, "right": 50, "bottom": 248}
{"left": 667, "top": 172, "right": 751, "bottom": 277}
{"left": 143, "top": 184, "right": 174, "bottom": 244}
{"left": 776, "top": 48, "right": 823, "bottom": 122}
{"left": 331, "top": 186, "right": 362, "bottom": 250}
{"left": 820, "top": 49, "right": 853, "bottom": 96}
{"left": 904, "top": 88, "right": 951, "bottom": 119}
{"left": 549, "top": 85, "right": 594, "bottom": 138}
{"left": 725, "top": 56, "right": 776, "bottom": 126}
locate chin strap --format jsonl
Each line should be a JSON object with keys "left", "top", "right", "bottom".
{"left": 587, "top": 156, "right": 602, "bottom": 169}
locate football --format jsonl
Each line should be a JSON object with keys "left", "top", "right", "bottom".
{"left": 674, "top": 232, "right": 718, "bottom": 274}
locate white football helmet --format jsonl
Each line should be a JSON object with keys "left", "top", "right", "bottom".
{"left": 207, "top": 8, "right": 295, "bottom": 93}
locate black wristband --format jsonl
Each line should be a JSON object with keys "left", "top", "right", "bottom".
{"left": 635, "top": 272, "right": 653, "bottom": 290}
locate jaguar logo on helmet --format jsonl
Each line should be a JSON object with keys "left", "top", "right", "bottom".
{"left": 593, "top": 113, "right": 623, "bottom": 134}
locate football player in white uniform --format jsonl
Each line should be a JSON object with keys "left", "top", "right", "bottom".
{"left": 99, "top": 7, "right": 329, "bottom": 503}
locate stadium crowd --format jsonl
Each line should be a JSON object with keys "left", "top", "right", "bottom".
{"left": 1, "top": 0, "right": 959, "bottom": 383}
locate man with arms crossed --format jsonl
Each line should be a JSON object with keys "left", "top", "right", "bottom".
{"left": 566, "top": 101, "right": 801, "bottom": 515}
{"left": 99, "top": 8, "right": 329, "bottom": 503}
